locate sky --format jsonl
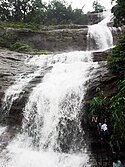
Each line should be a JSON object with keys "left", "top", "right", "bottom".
{"left": 43, "top": 0, "right": 114, "bottom": 13}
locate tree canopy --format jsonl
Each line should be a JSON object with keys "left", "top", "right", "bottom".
{"left": 111, "top": 0, "right": 125, "bottom": 26}
{"left": 0, "top": 0, "right": 88, "bottom": 25}
{"left": 92, "top": 0, "right": 105, "bottom": 13}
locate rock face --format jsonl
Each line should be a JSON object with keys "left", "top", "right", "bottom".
{"left": 3, "top": 28, "right": 88, "bottom": 52}
{"left": 0, "top": 49, "right": 53, "bottom": 125}
{"left": 0, "top": 50, "right": 30, "bottom": 125}
{"left": 0, "top": 49, "right": 28, "bottom": 90}
{"left": 85, "top": 62, "right": 118, "bottom": 104}
{"left": 1, "top": 25, "right": 124, "bottom": 52}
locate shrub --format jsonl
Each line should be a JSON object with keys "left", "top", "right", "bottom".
{"left": 11, "top": 41, "right": 32, "bottom": 53}
{"left": 108, "top": 34, "right": 125, "bottom": 74}
{"left": 0, "top": 32, "right": 17, "bottom": 48}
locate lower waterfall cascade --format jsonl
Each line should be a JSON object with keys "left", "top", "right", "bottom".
{"left": 0, "top": 11, "right": 115, "bottom": 167}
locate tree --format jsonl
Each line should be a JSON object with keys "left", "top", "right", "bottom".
{"left": 92, "top": 0, "right": 105, "bottom": 13}
{"left": 111, "top": 0, "right": 125, "bottom": 26}
{"left": 45, "top": 0, "right": 72, "bottom": 25}
{"left": 0, "top": 0, "right": 11, "bottom": 21}
{"left": 72, "top": 9, "right": 88, "bottom": 25}
{"left": 0, "top": 0, "right": 46, "bottom": 23}
{"left": 0, "top": 0, "right": 88, "bottom": 25}
{"left": 25, "top": 0, "right": 47, "bottom": 24}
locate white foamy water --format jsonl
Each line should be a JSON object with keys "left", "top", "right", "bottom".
{"left": 0, "top": 51, "right": 99, "bottom": 167}
{"left": 2, "top": 68, "right": 41, "bottom": 113}
{"left": 99, "top": 10, "right": 113, "bottom": 26}
{"left": 0, "top": 9, "right": 115, "bottom": 167}
{"left": 1, "top": 147, "right": 89, "bottom": 167}
{"left": 0, "top": 126, "right": 6, "bottom": 136}
{"left": 88, "top": 10, "right": 113, "bottom": 51}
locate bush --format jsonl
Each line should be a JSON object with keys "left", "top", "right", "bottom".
{"left": 11, "top": 41, "right": 32, "bottom": 53}
{"left": 0, "top": 32, "right": 17, "bottom": 48}
{"left": 108, "top": 34, "right": 125, "bottom": 74}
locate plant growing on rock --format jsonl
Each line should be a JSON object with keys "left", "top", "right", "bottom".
{"left": 109, "top": 79, "right": 125, "bottom": 149}
{"left": 108, "top": 34, "right": 125, "bottom": 75}
{"left": 89, "top": 88, "right": 107, "bottom": 118}
{"left": 11, "top": 41, "right": 32, "bottom": 53}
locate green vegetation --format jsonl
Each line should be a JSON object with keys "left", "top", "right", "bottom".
{"left": 89, "top": 88, "right": 107, "bottom": 118}
{"left": 0, "top": 32, "right": 49, "bottom": 54}
{"left": 0, "top": 22, "right": 42, "bottom": 31}
{"left": 11, "top": 41, "right": 32, "bottom": 53}
{"left": 0, "top": 0, "right": 88, "bottom": 26}
{"left": 108, "top": 34, "right": 125, "bottom": 74}
{"left": 89, "top": 34, "right": 125, "bottom": 150}
{"left": 0, "top": 32, "right": 17, "bottom": 48}
{"left": 92, "top": 0, "right": 105, "bottom": 13}
{"left": 111, "top": 0, "right": 125, "bottom": 27}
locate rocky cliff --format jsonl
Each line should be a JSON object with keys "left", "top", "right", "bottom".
{"left": 0, "top": 48, "right": 118, "bottom": 127}
{"left": 1, "top": 25, "right": 124, "bottom": 52}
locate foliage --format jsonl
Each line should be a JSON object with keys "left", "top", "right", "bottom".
{"left": 0, "top": 0, "right": 88, "bottom": 25}
{"left": 89, "top": 32, "right": 125, "bottom": 149}
{"left": 0, "top": 32, "right": 33, "bottom": 53}
{"left": 90, "top": 34, "right": 125, "bottom": 149}
{"left": 11, "top": 41, "right": 32, "bottom": 52}
{"left": 92, "top": 0, "right": 105, "bottom": 13}
{"left": 89, "top": 81, "right": 125, "bottom": 149}
{"left": 0, "top": 32, "right": 17, "bottom": 48}
{"left": 89, "top": 88, "right": 107, "bottom": 118}
{"left": 109, "top": 79, "right": 125, "bottom": 149}
{"left": 108, "top": 34, "right": 125, "bottom": 74}
{"left": 111, "top": 0, "right": 125, "bottom": 27}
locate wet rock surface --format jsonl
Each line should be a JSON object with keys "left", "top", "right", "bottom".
{"left": 92, "top": 49, "right": 111, "bottom": 62}
{"left": 85, "top": 61, "right": 118, "bottom": 105}
{"left": 0, "top": 49, "right": 29, "bottom": 91}
{"left": 0, "top": 49, "right": 54, "bottom": 126}
{"left": 0, "top": 50, "right": 29, "bottom": 125}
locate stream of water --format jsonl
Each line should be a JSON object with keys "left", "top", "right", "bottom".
{"left": 0, "top": 11, "right": 114, "bottom": 167}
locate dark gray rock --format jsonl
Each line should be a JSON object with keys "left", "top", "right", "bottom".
{"left": 3, "top": 28, "right": 88, "bottom": 52}
{"left": 92, "top": 49, "right": 111, "bottom": 62}
{"left": 1, "top": 24, "right": 125, "bottom": 52}
{"left": 85, "top": 62, "right": 118, "bottom": 106}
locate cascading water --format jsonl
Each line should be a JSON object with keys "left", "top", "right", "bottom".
{"left": 88, "top": 10, "right": 113, "bottom": 51}
{"left": 0, "top": 10, "right": 114, "bottom": 167}
{"left": 2, "top": 69, "right": 42, "bottom": 115}
{"left": 0, "top": 51, "right": 99, "bottom": 167}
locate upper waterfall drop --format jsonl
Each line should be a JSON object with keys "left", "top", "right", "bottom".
{"left": 88, "top": 10, "right": 113, "bottom": 51}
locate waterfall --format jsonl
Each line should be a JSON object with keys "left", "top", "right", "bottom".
{"left": 88, "top": 10, "right": 113, "bottom": 51}
{"left": 0, "top": 51, "right": 99, "bottom": 167}
{"left": 0, "top": 10, "right": 114, "bottom": 167}
{"left": 2, "top": 69, "right": 42, "bottom": 114}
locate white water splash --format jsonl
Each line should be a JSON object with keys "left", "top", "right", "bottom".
{"left": 99, "top": 10, "right": 113, "bottom": 25}
{"left": 0, "top": 51, "right": 99, "bottom": 167}
{"left": 88, "top": 25, "right": 113, "bottom": 50}
{"left": 0, "top": 126, "right": 6, "bottom": 136}
{"left": 1, "top": 146, "right": 89, "bottom": 167}
{"left": 88, "top": 10, "right": 113, "bottom": 51}
{"left": 0, "top": 9, "right": 114, "bottom": 167}
{"left": 2, "top": 69, "right": 42, "bottom": 113}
